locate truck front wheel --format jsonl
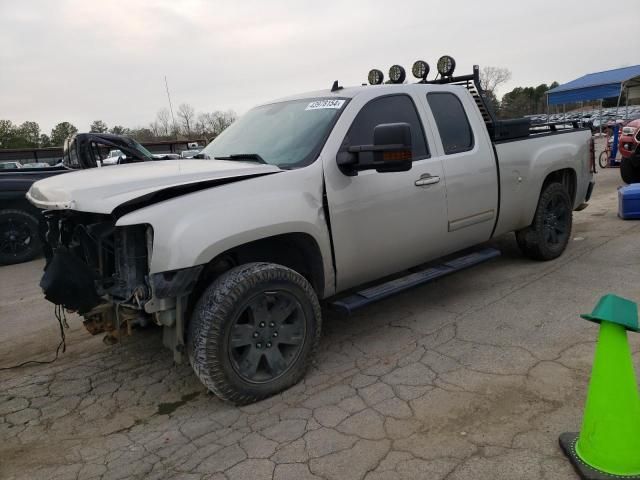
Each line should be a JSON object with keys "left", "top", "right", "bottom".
{"left": 187, "top": 262, "right": 321, "bottom": 404}
{"left": 515, "top": 182, "right": 572, "bottom": 261}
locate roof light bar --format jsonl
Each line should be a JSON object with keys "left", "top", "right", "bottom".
{"left": 367, "top": 56, "right": 458, "bottom": 85}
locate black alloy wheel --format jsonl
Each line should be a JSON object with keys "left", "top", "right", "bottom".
{"left": 541, "top": 193, "right": 570, "bottom": 247}
{"left": 0, "top": 209, "right": 41, "bottom": 265}
{"left": 228, "top": 291, "right": 306, "bottom": 384}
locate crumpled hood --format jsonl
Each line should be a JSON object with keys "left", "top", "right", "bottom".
{"left": 27, "top": 159, "right": 281, "bottom": 214}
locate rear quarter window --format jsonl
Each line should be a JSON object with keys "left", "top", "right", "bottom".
{"left": 427, "top": 92, "right": 474, "bottom": 155}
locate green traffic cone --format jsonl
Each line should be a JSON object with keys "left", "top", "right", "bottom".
{"left": 559, "top": 294, "right": 640, "bottom": 479}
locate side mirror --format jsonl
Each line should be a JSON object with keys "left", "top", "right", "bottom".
{"left": 337, "top": 122, "right": 413, "bottom": 175}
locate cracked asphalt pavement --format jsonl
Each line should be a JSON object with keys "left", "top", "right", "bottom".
{"left": 2, "top": 160, "right": 640, "bottom": 479}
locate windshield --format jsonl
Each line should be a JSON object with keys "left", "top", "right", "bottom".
{"left": 199, "top": 98, "right": 347, "bottom": 168}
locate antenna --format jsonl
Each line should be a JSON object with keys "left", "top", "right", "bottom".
{"left": 164, "top": 75, "right": 178, "bottom": 138}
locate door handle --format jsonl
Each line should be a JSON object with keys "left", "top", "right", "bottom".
{"left": 415, "top": 174, "right": 440, "bottom": 187}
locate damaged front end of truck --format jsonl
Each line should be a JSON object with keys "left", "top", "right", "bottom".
{"left": 26, "top": 140, "right": 282, "bottom": 362}
{"left": 39, "top": 210, "right": 202, "bottom": 359}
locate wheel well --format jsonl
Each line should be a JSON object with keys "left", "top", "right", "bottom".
{"left": 542, "top": 168, "right": 576, "bottom": 205}
{"left": 187, "top": 233, "right": 325, "bottom": 316}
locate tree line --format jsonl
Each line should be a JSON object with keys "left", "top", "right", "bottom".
{"left": 0, "top": 103, "right": 236, "bottom": 149}
{"left": 478, "top": 66, "right": 563, "bottom": 118}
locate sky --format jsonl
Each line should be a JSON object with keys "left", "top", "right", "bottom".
{"left": 1, "top": 0, "right": 638, "bottom": 134}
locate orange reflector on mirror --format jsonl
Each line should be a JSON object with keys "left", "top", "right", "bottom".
{"left": 383, "top": 150, "right": 412, "bottom": 161}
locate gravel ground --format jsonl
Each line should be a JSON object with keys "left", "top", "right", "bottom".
{"left": 1, "top": 158, "right": 639, "bottom": 480}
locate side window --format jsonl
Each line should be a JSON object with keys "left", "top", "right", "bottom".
{"left": 343, "top": 95, "right": 428, "bottom": 159}
{"left": 427, "top": 92, "right": 474, "bottom": 154}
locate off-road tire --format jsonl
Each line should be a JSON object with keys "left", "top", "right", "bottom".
{"left": 187, "top": 262, "right": 321, "bottom": 405}
{"left": 515, "top": 182, "right": 572, "bottom": 261}
{"left": 620, "top": 157, "right": 640, "bottom": 184}
{"left": 0, "top": 209, "right": 42, "bottom": 265}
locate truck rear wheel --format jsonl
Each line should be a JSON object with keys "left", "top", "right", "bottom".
{"left": 515, "top": 182, "right": 572, "bottom": 261}
{"left": 0, "top": 209, "right": 42, "bottom": 265}
{"left": 187, "top": 262, "right": 321, "bottom": 404}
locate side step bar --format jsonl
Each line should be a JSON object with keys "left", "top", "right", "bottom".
{"left": 330, "top": 247, "right": 501, "bottom": 314}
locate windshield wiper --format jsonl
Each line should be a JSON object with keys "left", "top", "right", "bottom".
{"left": 214, "top": 153, "right": 267, "bottom": 164}
{"left": 192, "top": 153, "right": 210, "bottom": 159}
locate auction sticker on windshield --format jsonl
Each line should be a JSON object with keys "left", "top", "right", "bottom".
{"left": 305, "top": 99, "right": 345, "bottom": 110}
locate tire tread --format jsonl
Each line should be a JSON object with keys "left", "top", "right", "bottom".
{"left": 187, "top": 262, "right": 321, "bottom": 405}
{"left": 515, "top": 182, "right": 572, "bottom": 261}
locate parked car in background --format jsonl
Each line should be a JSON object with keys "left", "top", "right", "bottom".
{"left": 103, "top": 149, "right": 124, "bottom": 165}
{"left": 619, "top": 119, "right": 640, "bottom": 159}
{"left": 0, "top": 165, "right": 67, "bottom": 264}
{"left": 0, "top": 133, "right": 159, "bottom": 265}
{"left": 0, "top": 161, "right": 22, "bottom": 170}
{"left": 181, "top": 149, "right": 201, "bottom": 158}
{"left": 152, "top": 153, "right": 181, "bottom": 160}
{"left": 23, "top": 162, "right": 51, "bottom": 168}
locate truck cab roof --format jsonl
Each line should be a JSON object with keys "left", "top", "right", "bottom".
{"left": 269, "top": 82, "right": 468, "bottom": 104}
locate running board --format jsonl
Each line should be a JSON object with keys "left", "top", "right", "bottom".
{"left": 330, "top": 248, "right": 501, "bottom": 314}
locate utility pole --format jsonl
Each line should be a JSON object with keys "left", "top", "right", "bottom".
{"left": 165, "top": 76, "right": 178, "bottom": 139}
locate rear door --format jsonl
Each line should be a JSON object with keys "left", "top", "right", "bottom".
{"left": 324, "top": 92, "right": 449, "bottom": 292}
{"left": 421, "top": 89, "right": 498, "bottom": 250}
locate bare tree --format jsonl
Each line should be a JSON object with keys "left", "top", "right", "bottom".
{"left": 479, "top": 66, "right": 512, "bottom": 94}
{"left": 195, "top": 113, "right": 209, "bottom": 138}
{"left": 149, "top": 121, "right": 161, "bottom": 137}
{"left": 190, "top": 111, "right": 236, "bottom": 140}
{"left": 202, "top": 112, "right": 218, "bottom": 134}
{"left": 156, "top": 109, "right": 171, "bottom": 136}
{"left": 210, "top": 110, "right": 237, "bottom": 137}
{"left": 177, "top": 103, "right": 196, "bottom": 136}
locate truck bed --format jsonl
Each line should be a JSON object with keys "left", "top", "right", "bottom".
{"left": 492, "top": 126, "right": 593, "bottom": 237}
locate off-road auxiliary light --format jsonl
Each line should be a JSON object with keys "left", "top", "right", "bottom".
{"left": 412, "top": 60, "right": 430, "bottom": 81}
{"left": 368, "top": 69, "right": 384, "bottom": 85}
{"left": 388, "top": 65, "right": 406, "bottom": 84}
{"left": 437, "top": 55, "right": 456, "bottom": 77}
{"left": 367, "top": 56, "right": 458, "bottom": 85}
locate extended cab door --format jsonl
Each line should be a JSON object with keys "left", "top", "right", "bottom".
{"left": 323, "top": 92, "right": 449, "bottom": 292}
{"left": 421, "top": 89, "right": 498, "bottom": 251}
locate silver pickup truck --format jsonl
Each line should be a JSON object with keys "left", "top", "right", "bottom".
{"left": 28, "top": 59, "right": 595, "bottom": 404}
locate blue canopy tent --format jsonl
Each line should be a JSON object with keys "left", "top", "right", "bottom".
{"left": 547, "top": 65, "right": 640, "bottom": 105}
{"left": 546, "top": 66, "right": 640, "bottom": 163}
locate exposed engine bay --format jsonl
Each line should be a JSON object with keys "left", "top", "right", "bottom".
{"left": 40, "top": 211, "right": 200, "bottom": 355}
